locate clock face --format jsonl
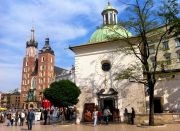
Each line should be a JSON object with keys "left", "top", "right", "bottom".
{"left": 102, "top": 62, "right": 111, "bottom": 72}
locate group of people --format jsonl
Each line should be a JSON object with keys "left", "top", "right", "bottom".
{"left": 91, "top": 107, "right": 112, "bottom": 126}
{"left": 0, "top": 110, "right": 25, "bottom": 126}
{"left": 0, "top": 109, "right": 35, "bottom": 130}
{"left": 43, "top": 107, "right": 77, "bottom": 125}
{"left": 124, "top": 107, "right": 136, "bottom": 125}
{"left": 91, "top": 107, "right": 136, "bottom": 126}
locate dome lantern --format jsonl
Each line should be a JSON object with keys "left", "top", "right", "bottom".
{"left": 89, "top": 2, "right": 132, "bottom": 43}
{"left": 101, "top": 2, "right": 118, "bottom": 25}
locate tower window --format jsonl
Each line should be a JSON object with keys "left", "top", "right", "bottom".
{"left": 51, "top": 57, "right": 53, "bottom": 63}
{"left": 51, "top": 66, "right": 53, "bottom": 71}
{"left": 25, "top": 62, "right": 28, "bottom": 66}
{"left": 41, "top": 57, "right": 45, "bottom": 62}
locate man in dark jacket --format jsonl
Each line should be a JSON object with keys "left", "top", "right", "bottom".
{"left": 27, "top": 109, "right": 35, "bottom": 130}
{"left": 131, "top": 108, "right": 135, "bottom": 125}
{"left": 43, "top": 109, "right": 48, "bottom": 125}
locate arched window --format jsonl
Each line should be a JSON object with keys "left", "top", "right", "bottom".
{"left": 31, "top": 77, "right": 36, "bottom": 89}
{"left": 41, "top": 57, "right": 45, "bottom": 62}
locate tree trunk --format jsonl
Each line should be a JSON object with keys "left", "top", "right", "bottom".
{"left": 149, "top": 83, "right": 154, "bottom": 126}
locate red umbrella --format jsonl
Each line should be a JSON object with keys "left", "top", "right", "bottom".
{"left": 42, "top": 99, "right": 51, "bottom": 109}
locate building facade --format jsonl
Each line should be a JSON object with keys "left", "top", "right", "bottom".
{"left": 55, "top": 65, "right": 75, "bottom": 83}
{"left": 10, "top": 92, "right": 20, "bottom": 109}
{"left": 147, "top": 30, "right": 180, "bottom": 113}
{"left": 1, "top": 93, "right": 10, "bottom": 108}
{"left": 70, "top": 2, "right": 180, "bottom": 122}
{"left": 20, "top": 28, "right": 63, "bottom": 109}
{"left": 70, "top": 3, "right": 146, "bottom": 122}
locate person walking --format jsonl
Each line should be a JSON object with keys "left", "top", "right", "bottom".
{"left": 6, "top": 112, "right": 11, "bottom": 126}
{"left": 131, "top": 107, "right": 135, "bottom": 125}
{"left": 103, "top": 107, "right": 111, "bottom": 125}
{"left": 15, "top": 111, "right": 19, "bottom": 126}
{"left": 124, "top": 108, "right": 128, "bottom": 123}
{"left": 97, "top": 110, "right": 102, "bottom": 124}
{"left": 20, "top": 111, "right": 25, "bottom": 126}
{"left": 47, "top": 109, "right": 51, "bottom": 124}
{"left": 11, "top": 112, "right": 15, "bottom": 126}
{"left": 43, "top": 109, "right": 48, "bottom": 125}
{"left": 27, "top": 109, "right": 35, "bottom": 130}
{"left": 92, "top": 108, "right": 98, "bottom": 126}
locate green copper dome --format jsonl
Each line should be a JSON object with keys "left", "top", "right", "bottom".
{"left": 89, "top": 25, "right": 132, "bottom": 43}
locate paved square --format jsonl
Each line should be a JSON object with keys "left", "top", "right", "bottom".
{"left": 0, "top": 123, "right": 180, "bottom": 131}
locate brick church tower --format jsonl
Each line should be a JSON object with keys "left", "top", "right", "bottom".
{"left": 20, "top": 28, "right": 56, "bottom": 109}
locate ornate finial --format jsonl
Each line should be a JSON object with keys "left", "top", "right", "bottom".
{"left": 108, "top": 1, "right": 111, "bottom": 6}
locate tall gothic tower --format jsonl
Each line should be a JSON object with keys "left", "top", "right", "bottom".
{"left": 20, "top": 28, "right": 38, "bottom": 108}
{"left": 20, "top": 27, "right": 56, "bottom": 109}
{"left": 37, "top": 38, "right": 54, "bottom": 103}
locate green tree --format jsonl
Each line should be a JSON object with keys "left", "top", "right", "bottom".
{"left": 43, "top": 80, "right": 81, "bottom": 107}
{"left": 107, "top": 0, "right": 179, "bottom": 125}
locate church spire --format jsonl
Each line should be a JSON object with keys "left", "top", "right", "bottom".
{"left": 101, "top": 2, "right": 118, "bottom": 25}
{"left": 26, "top": 27, "right": 38, "bottom": 48}
{"left": 39, "top": 37, "right": 54, "bottom": 55}
{"left": 31, "top": 27, "right": 35, "bottom": 41}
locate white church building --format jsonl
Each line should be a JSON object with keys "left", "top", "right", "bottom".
{"left": 70, "top": 2, "right": 146, "bottom": 122}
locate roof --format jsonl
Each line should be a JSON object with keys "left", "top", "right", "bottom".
{"left": 69, "top": 35, "right": 139, "bottom": 51}
{"left": 54, "top": 66, "right": 68, "bottom": 76}
{"left": 89, "top": 25, "right": 132, "bottom": 43}
{"left": 39, "top": 38, "right": 54, "bottom": 55}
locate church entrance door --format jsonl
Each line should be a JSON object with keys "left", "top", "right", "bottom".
{"left": 97, "top": 88, "right": 119, "bottom": 122}
{"left": 103, "top": 98, "right": 115, "bottom": 121}
{"left": 104, "top": 98, "right": 114, "bottom": 109}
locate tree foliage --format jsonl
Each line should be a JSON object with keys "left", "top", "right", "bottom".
{"left": 43, "top": 80, "right": 81, "bottom": 107}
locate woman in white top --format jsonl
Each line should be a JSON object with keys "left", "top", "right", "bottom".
{"left": 93, "top": 108, "right": 98, "bottom": 126}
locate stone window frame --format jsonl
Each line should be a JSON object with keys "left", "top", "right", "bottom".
{"left": 163, "top": 53, "right": 171, "bottom": 65}
{"left": 149, "top": 44, "right": 155, "bottom": 55}
{"left": 176, "top": 50, "right": 180, "bottom": 62}
{"left": 175, "top": 37, "right": 180, "bottom": 47}
{"left": 162, "top": 41, "right": 169, "bottom": 50}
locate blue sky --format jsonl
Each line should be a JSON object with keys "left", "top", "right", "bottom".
{"left": 0, "top": 0, "right": 129, "bottom": 92}
{"left": 0, "top": 0, "right": 179, "bottom": 92}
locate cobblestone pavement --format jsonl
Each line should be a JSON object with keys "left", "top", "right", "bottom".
{"left": 0, "top": 123, "right": 180, "bottom": 131}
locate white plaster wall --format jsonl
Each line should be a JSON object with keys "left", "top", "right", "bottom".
{"left": 73, "top": 41, "right": 146, "bottom": 120}
{"left": 154, "top": 73, "right": 180, "bottom": 112}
